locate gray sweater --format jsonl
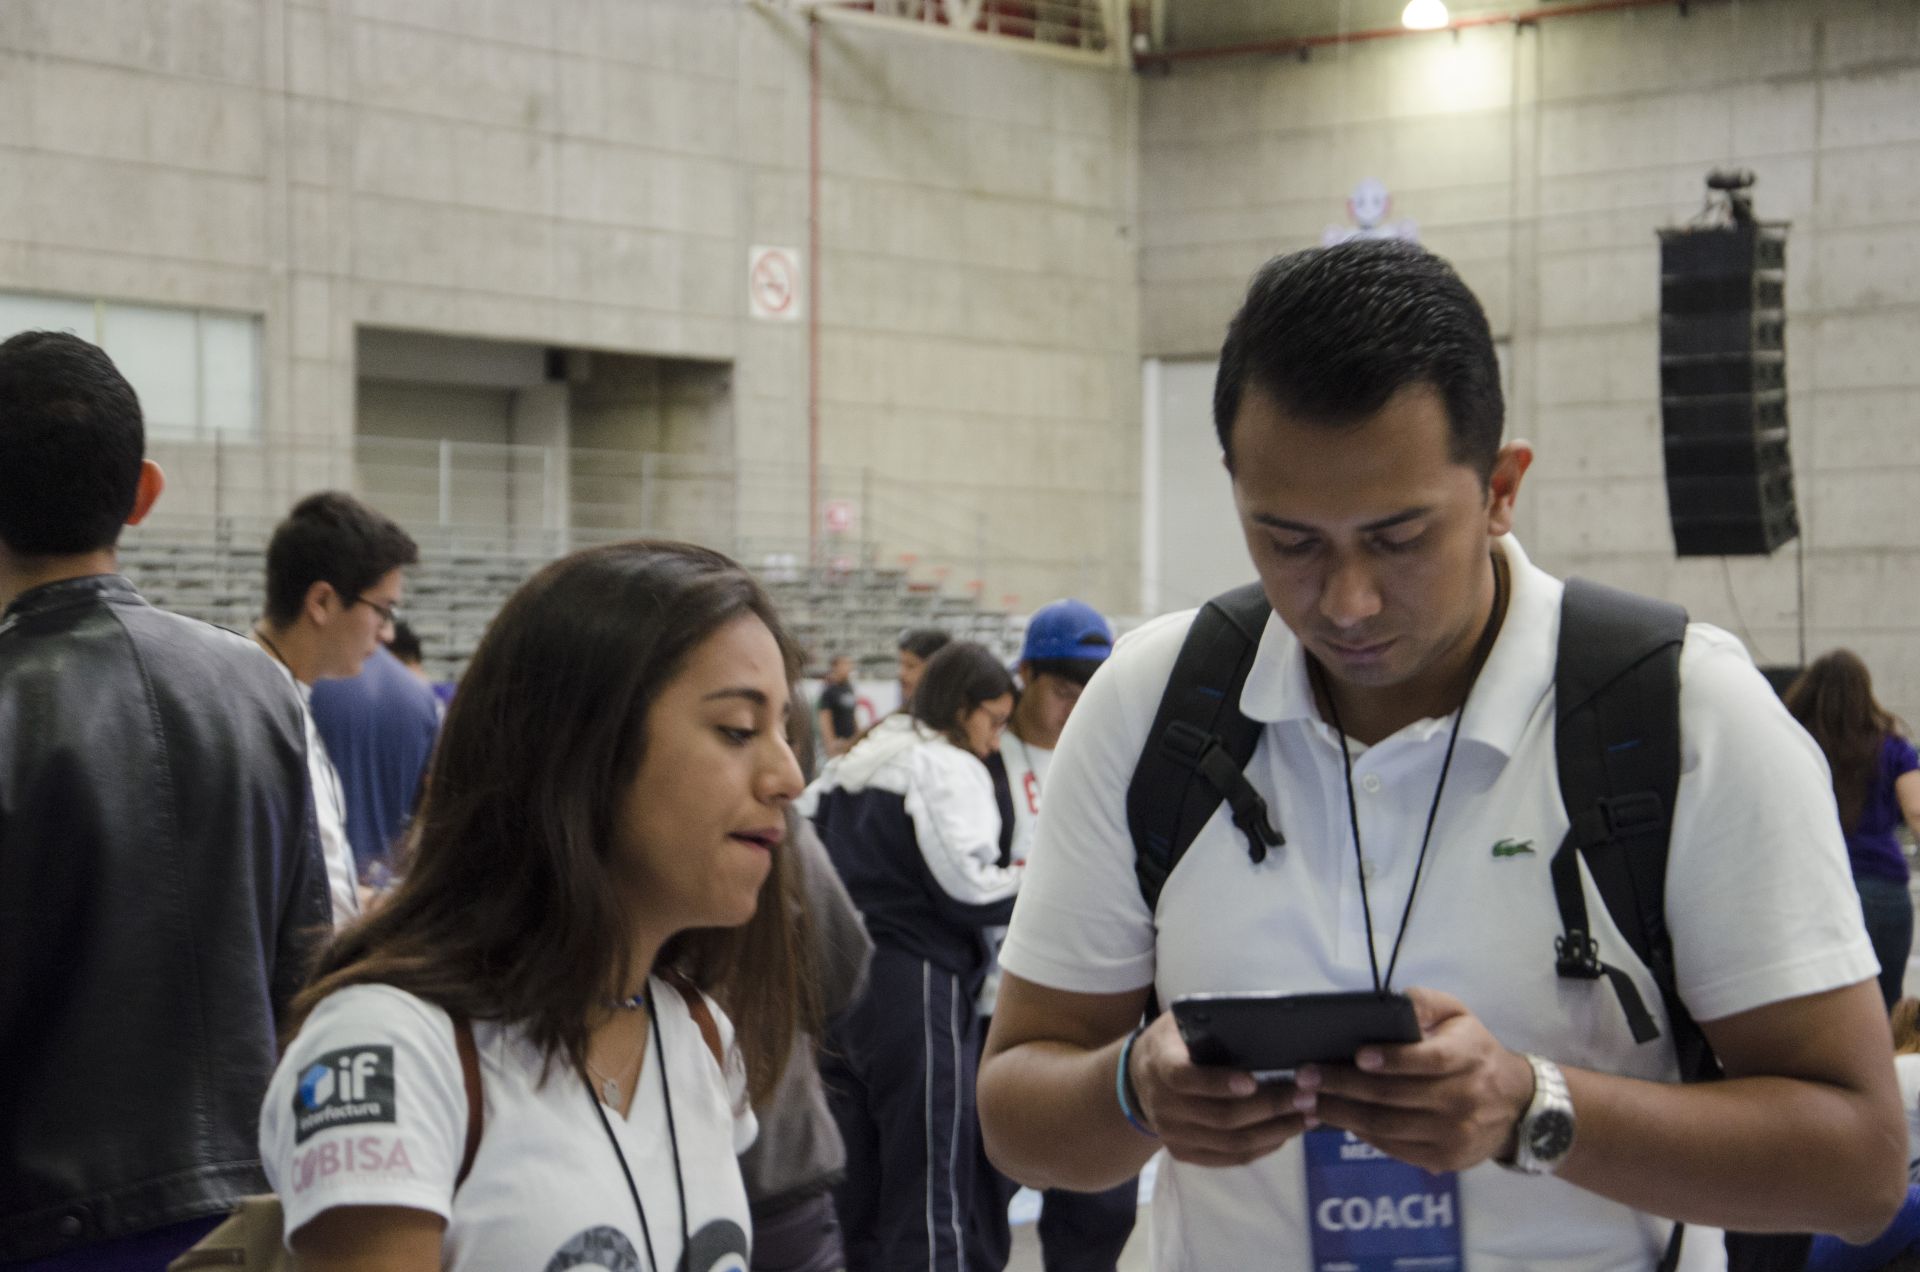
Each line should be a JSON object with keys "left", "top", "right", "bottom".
{"left": 740, "top": 815, "right": 874, "bottom": 1211}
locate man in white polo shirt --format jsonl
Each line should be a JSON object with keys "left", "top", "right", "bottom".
{"left": 978, "top": 240, "right": 1905, "bottom": 1271}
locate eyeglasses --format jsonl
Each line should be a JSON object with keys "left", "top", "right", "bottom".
{"left": 348, "top": 595, "right": 400, "bottom": 625}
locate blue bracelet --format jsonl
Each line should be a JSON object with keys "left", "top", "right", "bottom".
{"left": 1116, "top": 1023, "right": 1158, "bottom": 1139}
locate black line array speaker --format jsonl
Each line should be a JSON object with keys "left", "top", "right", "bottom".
{"left": 1656, "top": 223, "right": 1799, "bottom": 556}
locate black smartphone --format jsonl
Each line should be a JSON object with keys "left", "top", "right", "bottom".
{"left": 1170, "top": 990, "right": 1422, "bottom": 1080}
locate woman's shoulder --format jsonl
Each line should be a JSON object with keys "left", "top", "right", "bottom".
{"left": 906, "top": 732, "right": 991, "bottom": 787}
{"left": 287, "top": 983, "right": 464, "bottom": 1068}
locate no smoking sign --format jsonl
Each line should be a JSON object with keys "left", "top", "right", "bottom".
{"left": 748, "top": 246, "right": 804, "bottom": 322}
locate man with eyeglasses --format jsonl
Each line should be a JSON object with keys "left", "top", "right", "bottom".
{"left": 254, "top": 491, "right": 419, "bottom": 923}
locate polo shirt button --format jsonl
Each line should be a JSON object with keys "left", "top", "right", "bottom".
{"left": 1361, "top": 773, "right": 1382, "bottom": 794}
{"left": 1362, "top": 858, "right": 1378, "bottom": 879}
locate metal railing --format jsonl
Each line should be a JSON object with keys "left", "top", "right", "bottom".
{"left": 125, "top": 431, "right": 1106, "bottom": 612}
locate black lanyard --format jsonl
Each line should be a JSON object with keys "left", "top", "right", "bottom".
{"left": 1309, "top": 556, "right": 1507, "bottom": 994}
{"left": 584, "top": 990, "right": 689, "bottom": 1272}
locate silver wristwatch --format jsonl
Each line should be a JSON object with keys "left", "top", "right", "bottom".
{"left": 1502, "top": 1053, "right": 1575, "bottom": 1176}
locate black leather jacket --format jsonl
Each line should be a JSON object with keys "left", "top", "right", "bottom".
{"left": 0, "top": 576, "right": 331, "bottom": 1260}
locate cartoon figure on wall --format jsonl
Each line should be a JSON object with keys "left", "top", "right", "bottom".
{"left": 1322, "top": 178, "right": 1420, "bottom": 246}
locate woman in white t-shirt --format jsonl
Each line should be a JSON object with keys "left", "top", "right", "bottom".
{"left": 259, "top": 541, "right": 814, "bottom": 1272}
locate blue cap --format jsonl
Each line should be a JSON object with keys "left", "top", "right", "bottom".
{"left": 1021, "top": 599, "right": 1114, "bottom": 665}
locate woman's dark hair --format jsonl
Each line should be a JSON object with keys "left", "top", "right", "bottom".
{"left": 1213, "top": 239, "right": 1503, "bottom": 480}
{"left": 909, "top": 641, "right": 1015, "bottom": 747}
{"left": 292, "top": 540, "right": 812, "bottom": 1104}
{"left": 1784, "top": 649, "right": 1906, "bottom": 832}
{"left": 264, "top": 491, "right": 419, "bottom": 626}
{"left": 898, "top": 627, "right": 953, "bottom": 661}
{"left": 0, "top": 330, "right": 145, "bottom": 555}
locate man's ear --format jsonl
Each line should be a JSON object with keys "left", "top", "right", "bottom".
{"left": 124, "top": 461, "right": 165, "bottom": 526}
{"left": 303, "top": 579, "right": 341, "bottom": 627}
{"left": 1486, "top": 440, "right": 1533, "bottom": 537}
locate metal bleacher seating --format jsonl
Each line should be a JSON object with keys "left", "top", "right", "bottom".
{"left": 116, "top": 536, "right": 1018, "bottom": 686}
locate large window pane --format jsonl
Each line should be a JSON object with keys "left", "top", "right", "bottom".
{"left": 102, "top": 304, "right": 198, "bottom": 438}
{"left": 0, "top": 293, "right": 96, "bottom": 342}
{"left": 200, "top": 313, "right": 261, "bottom": 438}
{"left": 0, "top": 293, "right": 263, "bottom": 441}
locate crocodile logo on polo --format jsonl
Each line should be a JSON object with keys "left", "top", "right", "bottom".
{"left": 1491, "top": 838, "right": 1536, "bottom": 859}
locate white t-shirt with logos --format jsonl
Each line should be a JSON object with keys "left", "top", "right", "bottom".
{"left": 997, "top": 728, "right": 1053, "bottom": 871}
{"left": 999, "top": 536, "right": 1878, "bottom": 1272}
{"left": 260, "top": 981, "right": 758, "bottom": 1272}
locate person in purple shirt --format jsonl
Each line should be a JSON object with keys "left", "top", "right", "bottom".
{"left": 1787, "top": 649, "right": 1920, "bottom": 1008}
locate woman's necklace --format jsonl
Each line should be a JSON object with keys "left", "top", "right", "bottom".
{"left": 586, "top": 994, "right": 650, "bottom": 1107}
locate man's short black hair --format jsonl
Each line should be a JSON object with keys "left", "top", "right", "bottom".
{"left": 1022, "top": 656, "right": 1103, "bottom": 689}
{"left": 264, "top": 492, "right": 419, "bottom": 626}
{"left": 1213, "top": 240, "right": 1503, "bottom": 479}
{"left": 0, "top": 330, "right": 145, "bottom": 555}
{"left": 898, "top": 627, "right": 952, "bottom": 661}
{"left": 386, "top": 619, "right": 424, "bottom": 664}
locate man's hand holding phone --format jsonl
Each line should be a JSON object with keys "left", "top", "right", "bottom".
{"left": 1126, "top": 1010, "right": 1310, "bottom": 1169}
{"left": 1291, "top": 986, "right": 1538, "bottom": 1174}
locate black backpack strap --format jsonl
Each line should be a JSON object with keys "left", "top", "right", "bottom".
{"left": 1556, "top": 582, "right": 1807, "bottom": 1272}
{"left": 1127, "top": 583, "right": 1283, "bottom": 918}
{"left": 1552, "top": 578, "right": 1692, "bottom": 1057}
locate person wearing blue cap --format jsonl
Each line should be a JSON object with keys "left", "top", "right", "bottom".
{"left": 1001, "top": 599, "right": 1114, "bottom": 870}
{"left": 973, "top": 599, "right": 1139, "bottom": 1272}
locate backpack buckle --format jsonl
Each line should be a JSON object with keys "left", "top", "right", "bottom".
{"left": 1600, "top": 791, "right": 1664, "bottom": 838}
{"left": 1555, "top": 930, "right": 1603, "bottom": 980}
{"left": 1160, "top": 722, "right": 1283, "bottom": 865}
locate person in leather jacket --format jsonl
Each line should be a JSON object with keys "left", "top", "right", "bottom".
{"left": 0, "top": 331, "right": 333, "bottom": 1267}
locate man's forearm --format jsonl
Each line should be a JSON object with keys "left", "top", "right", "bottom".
{"left": 1558, "top": 1067, "right": 1905, "bottom": 1242}
{"left": 978, "top": 1037, "right": 1160, "bottom": 1192}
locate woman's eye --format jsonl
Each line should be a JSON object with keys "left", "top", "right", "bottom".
{"left": 719, "top": 726, "right": 755, "bottom": 745}
{"left": 1271, "top": 537, "right": 1317, "bottom": 557}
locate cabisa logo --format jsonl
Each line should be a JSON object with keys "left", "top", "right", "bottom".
{"left": 293, "top": 1046, "right": 396, "bottom": 1144}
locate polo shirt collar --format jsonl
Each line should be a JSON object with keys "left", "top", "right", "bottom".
{"left": 1237, "top": 535, "right": 1561, "bottom": 760}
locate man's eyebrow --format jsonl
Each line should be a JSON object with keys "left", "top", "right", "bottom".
{"left": 1251, "top": 508, "right": 1432, "bottom": 535}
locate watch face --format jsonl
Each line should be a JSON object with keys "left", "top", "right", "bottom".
{"left": 1528, "top": 1110, "right": 1575, "bottom": 1162}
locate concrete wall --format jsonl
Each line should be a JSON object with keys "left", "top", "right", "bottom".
{"left": 1138, "top": 0, "right": 1920, "bottom": 720}
{"left": 798, "top": 16, "right": 1142, "bottom": 611}
{"left": 0, "top": 0, "right": 1142, "bottom": 612}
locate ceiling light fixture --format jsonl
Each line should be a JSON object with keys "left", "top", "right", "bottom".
{"left": 1401, "top": 0, "right": 1450, "bottom": 30}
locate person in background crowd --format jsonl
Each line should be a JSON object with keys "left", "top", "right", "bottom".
{"left": 1803, "top": 997, "right": 1920, "bottom": 1271}
{"left": 802, "top": 642, "right": 1019, "bottom": 1272}
{"left": 979, "top": 240, "right": 1902, "bottom": 1267}
{"left": 0, "top": 331, "right": 331, "bottom": 1267}
{"left": 1786, "top": 649, "right": 1920, "bottom": 1008}
{"left": 1894, "top": 998, "right": 1920, "bottom": 1181}
{"left": 254, "top": 491, "right": 417, "bottom": 923}
{"left": 390, "top": 619, "right": 457, "bottom": 715}
{"left": 973, "top": 599, "right": 1136, "bottom": 1272}
{"left": 260, "top": 541, "right": 810, "bottom": 1271}
{"left": 388, "top": 619, "right": 431, "bottom": 685}
{"left": 817, "top": 653, "right": 859, "bottom": 758}
{"left": 309, "top": 624, "right": 440, "bottom": 882}
{"left": 1000, "top": 600, "right": 1114, "bottom": 871}
{"left": 744, "top": 690, "right": 876, "bottom": 1272}
{"left": 896, "top": 627, "right": 952, "bottom": 708}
